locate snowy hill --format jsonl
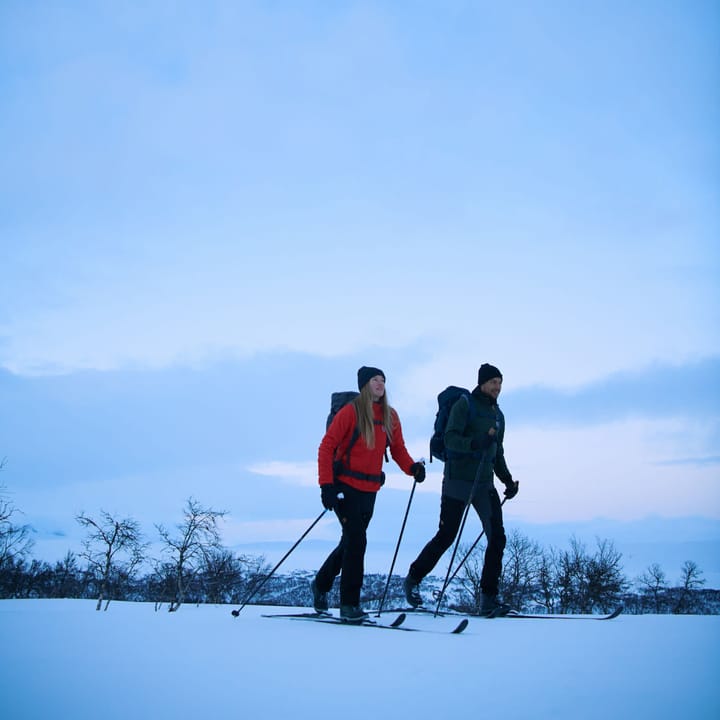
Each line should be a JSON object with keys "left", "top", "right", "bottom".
{"left": 1, "top": 599, "right": 719, "bottom": 719}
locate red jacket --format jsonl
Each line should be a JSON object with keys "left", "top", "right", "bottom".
{"left": 318, "top": 401, "right": 415, "bottom": 492}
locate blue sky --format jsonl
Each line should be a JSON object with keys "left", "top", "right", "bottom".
{"left": 1, "top": 2, "right": 718, "bottom": 582}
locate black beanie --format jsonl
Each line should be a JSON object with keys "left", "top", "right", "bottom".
{"left": 357, "top": 366, "right": 386, "bottom": 391}
{"left": 477, "top": 363, "right": 502, "bottom": 386}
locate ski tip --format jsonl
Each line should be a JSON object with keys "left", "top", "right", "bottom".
{"left": 607, "top": 606, "right": 624, "bottom": 619}
{"left": 390, "top": 612, "right": 407, "bottom": 627}
{"left": 452, "top": 618, "right": 469, "bottom": 634}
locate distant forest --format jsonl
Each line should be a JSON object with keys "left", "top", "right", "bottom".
{"left": 2, "top": 483, "right": 717, "bottom": 615}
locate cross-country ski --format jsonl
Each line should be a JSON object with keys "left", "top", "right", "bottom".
{"left": 262, "top": 610, "right": 470, "bottom": 634}
{"left": 494, "top": 606, "right": 624, "bottom": 621}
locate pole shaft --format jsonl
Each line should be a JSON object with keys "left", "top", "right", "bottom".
{"left": 446, "top": 496, "right": 507, "bottom": 585}
{"left": 376, "top": 480, "right": 417, "bottom": 616}
{"left": 232, "top": 508, "right": 328, "bottom": 616}
{"left": 433, "top": 450, "right": 487, "bottom": 616}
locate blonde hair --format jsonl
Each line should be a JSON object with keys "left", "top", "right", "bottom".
{"left": 352, "top": 384, "right": 395, "bottom": 448}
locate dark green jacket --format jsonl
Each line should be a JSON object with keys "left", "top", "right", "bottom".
{"left": 442, "top": 386, "right": 512, "bottom": 501}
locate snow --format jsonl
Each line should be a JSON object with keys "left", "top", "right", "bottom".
{"left": 1, "top": 599, "right": 719, "bottom": 720}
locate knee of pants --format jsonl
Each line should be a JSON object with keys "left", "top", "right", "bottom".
{"left": 433, "top": 523, "right": 457, "bottom": 551}
{"left": 491, "top": 528, "right": 506, "bottom": 552}
{"left": 345, "top": 535, "right": 367, "bottom": 556}
{"left": 342, "top": 525, "right": 368, "bottom": 551}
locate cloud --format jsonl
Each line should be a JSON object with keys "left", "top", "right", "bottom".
{"left": 501, "top": 356, "right": 720, "bottom": 426}
{"left": 504, "top": 417, "right": 720, "bottom": 523}
{"left": 3, "top": 354, "right": 717, "bottom": 498}
{"left": 221, "top": 515, "right": 339, "bottom": 545}
{"left": 247, "top": 461, "right": 317, "bottom": 488}
{"left": 1, "top": 2, "right": 717, "bottom": 386}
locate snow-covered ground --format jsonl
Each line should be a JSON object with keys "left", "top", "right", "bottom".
{"left": 1, "top": 599, "right": 718, "bottom": 720}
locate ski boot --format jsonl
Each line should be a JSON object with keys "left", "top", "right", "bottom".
{"left": 340, "top": 605, "right": 369, "bottom": 624}
{"left": 480, "top": 593, "right": 511, "bottom": 618}
{"left": 403, "top": 576, "right": 423, "bottom": 608}
{"left": 311, "top": 579, "right": 329, "bottom": 614}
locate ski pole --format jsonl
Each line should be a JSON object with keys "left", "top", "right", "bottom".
{"left": 231, "top": 508, "right": 328, "bottom": 617}
{"left": 433, "top": 451, "right": 487, "bottom": 617}
{"left": 445, "top": 496, "right": 508, "bottom": 586}
{"left": 376, "top": 470, "right": 421, "bottom": 616}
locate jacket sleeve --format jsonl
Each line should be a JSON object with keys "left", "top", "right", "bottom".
{"left": 443, "top": 397, "right": 474, "bottom": 454}
{"left": 317, "top": 404, "right": 355, "bottom": 486}
{"left": 493, "top": 410, "right": 513, "bottom": 483}
{"left": 388, "top": 409, "right": 415, "bottom": 475}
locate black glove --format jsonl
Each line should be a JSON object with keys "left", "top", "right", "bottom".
{"left": 503, "top": 479, "right": 519, "bottom": 499}
{"left": 320, "top": 484, "right": 338, "bottom": 511}
{"left": 471, "top": 431, "right": 495, "bottom": 452}
{"left": 410, "top": 462, "right": 426, "bottom": 483}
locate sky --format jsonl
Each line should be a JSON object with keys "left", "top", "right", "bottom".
{"left": 1, "top": 2, "right": 719, "bottom": 582}
{"left": 2, "top": 599, "right": 719, "bottom": 720}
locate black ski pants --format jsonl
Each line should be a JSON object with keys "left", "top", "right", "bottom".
{"left": 409, "top": 486, "right": 506, "bottom": 597}
{"left": 315, "top": 482, "right": 376, "bottom": 607}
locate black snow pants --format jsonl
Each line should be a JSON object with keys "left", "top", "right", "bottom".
{"left": 314, "top": 482, "right": 377, "bottom": 607}
{"left": 409, "top": 486, "right": 506, "bottom": 596}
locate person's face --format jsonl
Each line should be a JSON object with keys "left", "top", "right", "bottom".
{"left": 481, "top": 376, "right": 502, "bottom": 400}
{"left": 368, "top": 375, "right": 386, "bottom": 401}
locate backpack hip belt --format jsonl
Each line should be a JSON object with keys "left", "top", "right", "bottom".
{"left": 333, "top": 461, "right": 386, "bottom": 486}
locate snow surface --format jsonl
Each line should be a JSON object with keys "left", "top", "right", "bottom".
{"left": 1, "top": 599, "right": 719, "bottom": 720}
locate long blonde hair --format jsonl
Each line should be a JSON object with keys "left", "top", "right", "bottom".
{"left": 352, "top": 384, "right": 395, "bottom": 448}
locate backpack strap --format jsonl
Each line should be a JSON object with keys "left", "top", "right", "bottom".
{"left": 465, "top": 393, "right": 476, "bottom": 425}
{"left": 442, "top": 393, "right": 474, "bottom": 460}
{"left": 334, "top": 419, "right": 387, "bottom": 485}
{"left": 344, "top": 419, "right": 389, "bottom": 463}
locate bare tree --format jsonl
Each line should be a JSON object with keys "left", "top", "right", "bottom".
{"left": 673, "top": 560, "right": 706, "bottom": 614}
{"left": 51, "top": 551, "right": 85, "bottom": 598}
{"left": 555, "top": 537, "right": 588, "bottom": 612}
{"left": 454, "top": 531, "right": 547, "bottom": 613}
{"left": 456, "top": 543, "right": 485, "bottom": 613}
{"left": 536, "top": 547, "right": 559, "bottom": 613}
{"left": 0, "top": 463, "right": 37, "bottom": 598}
{"left": 638, "top": 563, "right": 668, "bottom": 613}
{"left": 501, "top": 530, "right": 545, "bottom": 610}
{"left": 585, "top": 538, "right": 627, "bottom": 612}
{"left": 553, "top": 536, "right": 626, "bottom": 613}
{"left": 199, "top": 548, "right": 246, "bottom": 604}
{"left": 76, "top": 510, "right": 146, "bottom": 610}
{"left": 0, "top": 481, "right": 35, "bottom": 571}
{"left": 453, "top": 532, "right": 624, "bottom": 615}
{"left": 156, "top": 497, "right": 227, "bottom": 612}
{"left": 234, "top": 553, "right": 274, "bottom": 605}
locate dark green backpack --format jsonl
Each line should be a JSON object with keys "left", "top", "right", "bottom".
{"left": 429, "top": 386, "right": 475, "bottom": 462}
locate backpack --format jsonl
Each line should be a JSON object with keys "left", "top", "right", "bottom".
{"left": 326, "top": 391, "right": 389, "bottom": 471}
{"left": 326, "top": 391, "right": 359, "bottom": 430}
{"left": 429, "top": 386, "right": 475, "bottom": 462}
